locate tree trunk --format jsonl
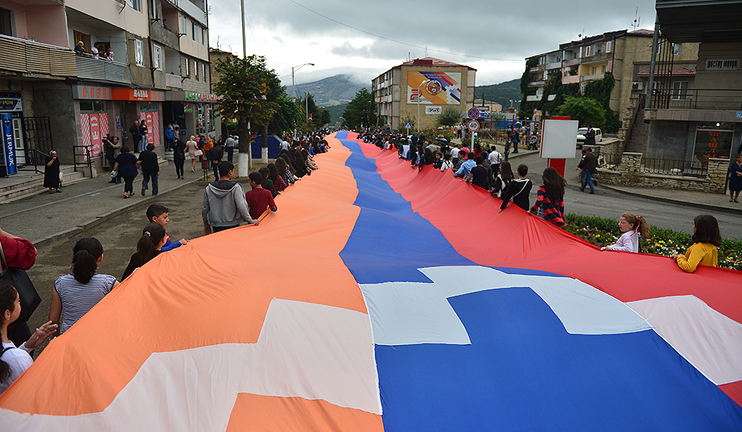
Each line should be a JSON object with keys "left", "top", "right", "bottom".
{"left": 237, "top": 119, "right": 250, "bottom": 178}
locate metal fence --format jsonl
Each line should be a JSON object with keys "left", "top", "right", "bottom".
{"left": 640, "top": 157, "right": 707, "bottom": 177}
{"left": 596, "top": 154, "right": 707, "bottom": 177}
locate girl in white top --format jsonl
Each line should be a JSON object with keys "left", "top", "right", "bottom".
{"left": 1, "top": 279, "right": 57, "bottom": 394}
{"left": 440, "top": 153, "right": 454, "bottom": 172}
{"left": 601, "top": 212, "right": 650, "bottom": 253}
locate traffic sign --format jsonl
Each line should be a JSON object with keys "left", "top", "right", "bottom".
{"left": 467, "top": 120, "right": 479, "bottom": 131}
{"left": 467, "top": 107, "right": 481, "bottom": 120}
{"left": 405, "top": 122, "right": 412, "bottom": 129}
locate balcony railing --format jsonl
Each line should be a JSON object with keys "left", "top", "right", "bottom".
{"left": 75, "top": 56, "right": 131, "bottom": 84}
{"left": 650, "top": 88, "right": 742, "bottom": 110}
{"left": 165, "top": 73, "right": 182, "bottom": 88}
{"left": 0, "top": 34, "right": 75, "bottom": 77}
{"left": 581, "top": 52, "right": 611, "bottom": 64}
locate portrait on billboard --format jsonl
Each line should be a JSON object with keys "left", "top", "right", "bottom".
{"left": 407, "top": 71, "right": 461, "bottom": 105}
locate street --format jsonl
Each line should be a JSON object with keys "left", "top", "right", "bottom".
{"left": 8, "top": 143, "right": 742, "bottom": 356}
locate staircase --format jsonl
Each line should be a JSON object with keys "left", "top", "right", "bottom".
{"left": 624, "top": 104, "right": 649, "bottom": 154}
{"left": 0, "top": 165, "right": 87, "bottom": 204}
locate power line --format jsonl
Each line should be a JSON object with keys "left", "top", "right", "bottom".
{"left": 285, "top": 0, "right": 521, "bottom": 62}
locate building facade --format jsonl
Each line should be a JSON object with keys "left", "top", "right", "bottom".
{"left": 372, "top": 58, "right": 476, "bottom": 131}
{"left": 0, "top": 0, "right": 218, "bottom": 174}
{"left": 641, "top": 0, "right": 742, "bottom": 167}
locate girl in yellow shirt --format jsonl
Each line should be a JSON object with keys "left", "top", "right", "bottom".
{"left": 670, "top": 214, "right": 721, "bottom": 272}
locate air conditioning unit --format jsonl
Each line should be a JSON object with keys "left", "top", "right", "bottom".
{"left": 632, "top": 81, "right": 644, "bottom": 90}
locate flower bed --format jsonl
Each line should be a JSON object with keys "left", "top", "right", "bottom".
{"left": 563, "top": 214, "right": 742, "bottom": 271}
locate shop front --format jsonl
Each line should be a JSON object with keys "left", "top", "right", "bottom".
{"left": 164, "top": 91, "right": 220, "bottom": 141}
{"left": 73, "top": 84, "right": 113, "bottom": 164}
{"left": 112, "top": 88, "right": 165, "bottom": 157}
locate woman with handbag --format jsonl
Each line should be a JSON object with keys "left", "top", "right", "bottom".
{"left": 187, "top": 135, "right": 199, "bottom": 172}
{"left": 48, "top": 238, "right": 118, "bottom": 335}
{"left": 44, "top": 150, "right": 61, "bottom": 194}
{"left": 1, "top": 279, "right": 57, "bottom": 394}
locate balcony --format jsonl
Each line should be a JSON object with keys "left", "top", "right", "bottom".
{"left": 581, "top": 52, "right": 611, "bottom": 64}
{"left": 546, "top": 62, "right": 561, "bottom": 70}
{"left": 650, "top": 88, "right": 742, "bottom": 111}
{"left": 580, "top": 74, "right": 604, "bottom": 82}
{"left": 563, "top": 58, "right": 580, "bottom": 67}
{"left": 0, "top": 34, "right": 75, "bottom": 77}
{"left": 75, "top": 56, "right": 131, "bottom": 84}
{"left": 150, "top": 20, "right": 180, "bottom": 51}
{"left": 166, "top": 73, "right": 182, "bottom": 88}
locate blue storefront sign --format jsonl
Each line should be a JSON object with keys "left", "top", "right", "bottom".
{"left": 2, "top": 113, "right": 17, "bottom": 175}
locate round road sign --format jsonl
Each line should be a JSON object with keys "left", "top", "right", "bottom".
{"left": 467, "top": 120, "right": 479, "bottom": 131}
{"left": 467, "top": 107, "right": 481, "bottom": 120}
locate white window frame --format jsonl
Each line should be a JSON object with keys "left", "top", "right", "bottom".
{"left": 606, "top": 41, "right": 612, "bottom": 53}
{"left": 706, "top": 59, "right": 739, "bottom": 70}
{"left": 201, "top": 27, "right": 206, "bottom": 45}
{"left": 671, "top": 81, "right": 689, "bottom": 100}
{"left": 584, "top": 46, "right": 591, "bottom": 57}
{"left": 200, "top": 63, "right": 206, "bottom": 82}
{"left": 181, "top": 16, "right": 187, "bottom": 37}
{"left": 673, "top": 43, "right": 682, "bottom": 55}
{"left": 193, "top": 60, "right": 197, "bottom": 80}
{"left": 134, "top": 39, "right": 144, "bottom": 66}
{"left": 184, "top": 58, "right": 190, "bottom": 78}
{"left": 125, "top": 0, "right": 142, "bottom": 12}
{"left": 152, "top": 44, "right": 162, "bottom": 71}
{"left": 192, "top": 22, "right": 198, "bottom": 42}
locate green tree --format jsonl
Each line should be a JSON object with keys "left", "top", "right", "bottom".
{"left": 213, "top": 55, "right": 280, "bottom": 155}
{"left": 556, "top": 96, "right": 606, "bottom": 127}
{"left": 435, "top": 106, "right": 462, "bottom": 127}
{"left": 342, "top": 88, "right": 376, "bottom": 129}
{"left": 270, "top": 92, "right": 301, "bottom": 135}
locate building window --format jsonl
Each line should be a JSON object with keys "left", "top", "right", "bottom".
{"left": 184, "top": 58, "right": 190, "bottom": 77}
{"left": 584, "top": 46, "right": 591, "bottom": 57}
{"left": 125, "top": 0, "right": 142, "bottom": 12}
{"left": 80, "top": 101, "right": 106, "bottom": 112}
{"left": 153, "top": 44, "right": 162, "bottom": 70}
{"left": 193, "top": 60, "right": 197, "bottom": 79}
{"left": 134, "top": 39, "right": 144, "bottom": 66}
{"left": 201, "top": 27, "right": 206, "bottom": 45}
{"left": 200, "top": 63, "right": 206, "bottom": 81}
{"left": 606, "top": 41, "right": 612, "bottom": 53}
{"left": 671, "top": 81, "right": 689, "bottom": 100}
{"left": 591, "top": 66, "right": 597, "bottom": 75}
{"left": 673, "top": 43, "right": 682, "bottom": 55}
{"left": 706, "top": 59, "right": 739, "bottom": 70}
{"left": 181, "top": 16, "right": 187, "bottom": 36}
{"left": 192, "top": 22, "right": 198, "bottom": 42}
{"left": 601, "top": 65, "right": 607, "bottom": 74}
{"left": 0, "top": 8, "right": 12, "bottom": 37}
{"left": 594, "top": 42, "right": 603, "bottom": 54}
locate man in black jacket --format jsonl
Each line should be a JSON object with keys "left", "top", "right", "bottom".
{"left": 137, "top": 144, "right": 159, "bottom": 196}
{"left": 580, "top": 148, "right": 598, "bottom": 194}
{"left": 499, "top": 164, "right": 532, "bottom": 212}
{"left": 207, "top": 142, "right": 224, "bottom": 181}
{"left": 129, "top": 120, "right": 142, "bottom": 153}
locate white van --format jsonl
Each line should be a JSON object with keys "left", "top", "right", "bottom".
{"left": 576, "top": 127, "right": 602, "bottom": 148}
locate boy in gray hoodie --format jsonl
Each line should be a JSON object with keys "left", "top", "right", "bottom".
{"left": 202, "top": 161, "right": 259, "bottom": 234}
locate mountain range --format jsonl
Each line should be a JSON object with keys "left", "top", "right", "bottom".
{"left": 289, "top": 75, "right": 522, "bottom": 124}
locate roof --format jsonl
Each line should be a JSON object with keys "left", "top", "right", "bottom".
{"left": 637, "top": 66, "right": 696, "bottom": 76}
{"left": 394, "top": 57, "right": 476, "bottom": 71}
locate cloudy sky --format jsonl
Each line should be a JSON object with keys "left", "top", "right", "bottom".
{"left": 208, "top": 0, "right": 656, "bottom": 87}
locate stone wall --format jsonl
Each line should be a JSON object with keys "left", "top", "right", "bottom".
{"left": 595, "top": 152, "right": 729, "bottom": 193}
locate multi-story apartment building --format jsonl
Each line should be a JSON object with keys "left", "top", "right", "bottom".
{"left": 0, "top": 0, "right": 218, "bottom": 173}
{"left": 642, "top": 0, "right": 742, "bottom": 165}
{"left": 372, "top": 57, "right": 476, "bottom": 131}
{"left": 525, "top": 30, "right": 689, "bottom": 117}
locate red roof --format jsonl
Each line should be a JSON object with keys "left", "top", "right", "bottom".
{"left": 395, "top": 57, "right": 476, "bottom": 70}
{"left": 637, "top": 66, "right": 696, "bottom": 76}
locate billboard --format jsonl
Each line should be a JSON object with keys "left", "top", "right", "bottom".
{"left": 407, "top": 71, "right": 461, "bottom": 105}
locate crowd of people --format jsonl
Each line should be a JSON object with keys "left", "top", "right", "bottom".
{"left": 0, "top": 128, "right": 727, "bottom": 395}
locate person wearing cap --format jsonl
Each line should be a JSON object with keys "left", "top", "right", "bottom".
{"left": 74, "top": 41, "right": 86, "bottom": 56}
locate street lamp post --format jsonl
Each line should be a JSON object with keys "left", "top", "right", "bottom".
{"left": 291, "top": 63, "right": 314, "bottom": 139}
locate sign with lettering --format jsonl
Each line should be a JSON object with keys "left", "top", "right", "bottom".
{"left": 112, "top": 89, "right": 166, "bottom": 101}
{"left": 73, "top": 85, "right": 113, "bottom": 100}
{"left": 0, "top": 99, "right": 22, "bottom": 112}
{"left": 185, "top": 92, "right": 222, "bottom": 102}
{"left": 2, "top": 113, "right": 17, "bottom": 175}
{"left": 89, "top": 113, "right": 101, "bottom": 156}
{"left": 426, "top": 106, "right": 442, "bottom": 115}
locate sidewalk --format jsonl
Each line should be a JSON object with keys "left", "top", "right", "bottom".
{"left": 0, "top": 159, "right": 223, "bottom": 248}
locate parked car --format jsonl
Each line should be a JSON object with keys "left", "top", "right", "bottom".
{"left": 576, "top": 127, "right": 602, "bottom": 148}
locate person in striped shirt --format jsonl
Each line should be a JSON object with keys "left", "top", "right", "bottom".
{"left": 530, "top": 167, "right": 566, "bottom": 227}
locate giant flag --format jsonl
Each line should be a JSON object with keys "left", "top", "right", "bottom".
{"left": 0, "top": 131, "right": 741, "bottom": 431}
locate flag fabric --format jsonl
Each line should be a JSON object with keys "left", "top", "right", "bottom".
{"left": 0, "top": 131, "right": 741, "bottom": 431}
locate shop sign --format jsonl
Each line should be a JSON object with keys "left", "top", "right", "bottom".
{"left": 185, "top": 92, "right": 222, "bottom": 102}
{"left": 0, "top": 99, "right": 22, "bottom": 112}
{"left": 112, "top": 89, "right": 166, "bottom": 101}
{"left": 2, "top": 114, "right": 17, "bottom": 174}
{"left": 73, "top": 85, "right": 113, "bottom": 100}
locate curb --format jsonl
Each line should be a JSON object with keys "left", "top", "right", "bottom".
{"left": 600, "top": 184, "right": 742, "bottom": 216}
